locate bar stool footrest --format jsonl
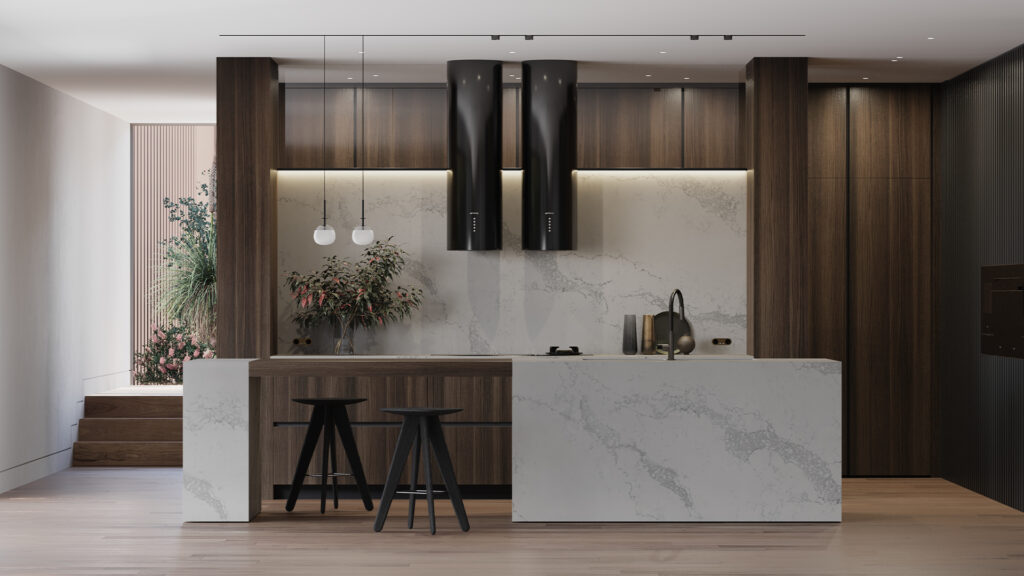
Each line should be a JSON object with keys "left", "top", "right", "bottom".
{"left": 305, "top": 472, "right": 352, "bottom": 479}
{"left": 396, "top": 489, "right": 447, "bottom": 496}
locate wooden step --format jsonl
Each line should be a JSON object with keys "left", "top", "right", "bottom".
{"left": 78, "top": 418, "right": 182, "bottom": 442}
{"left": 72, "top": 441, "right": 182, "bottom": 467}
{"left": 84, "top": 395, "right": 182, "bottom": 419}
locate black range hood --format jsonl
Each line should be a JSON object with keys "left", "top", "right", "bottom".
{"left": 447, "top": 60, "right": 503, "bottom": 251}
{"left": 522, "top": 60, "right": 577, "bottom": 251}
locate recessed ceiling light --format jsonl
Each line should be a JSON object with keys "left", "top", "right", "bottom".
{"left": 927, "top": 37, "right": 935, "bottom": 40}
{"left": 358, "top": 50, "right": 364, "bottom": 54}
{"left": 659, "top": 50, "right": 667, "bottom": 54}
{"left": 347, "top": 77, "right": 353, "bottom": 80}
{"left": 683, "top": 76, "right": 691, "bottom": 80}
{"left": 896, "top": 56, "right": 904, "bottom": 59}
{"left": 508, "top": 51, "right": 516, "bottom": 54}
{"left": 891, "top": 59, "right": 899, "bottom": 62}
{"left": 862, "top": 76, "right": 869, "bottom": 80}
{"left": 372, "top": 73, "right": 380, "bottom": 77}
{"left": 645, "top": 74, "right": 652, "bottom": 77}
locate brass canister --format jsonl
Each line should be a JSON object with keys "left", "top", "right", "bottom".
{"left": 641, "top": 314, "right": 656, "bottom": 355}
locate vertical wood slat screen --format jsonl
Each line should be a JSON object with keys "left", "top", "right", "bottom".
{"left": 131, "top": 124, "right": 216, "bottom": 378}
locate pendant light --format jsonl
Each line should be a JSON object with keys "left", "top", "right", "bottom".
{"left": 313, "top": 36, "right": 336, "bottom": 245}
{"left": 352, "top": 35, "right": 375, "bottom": 246}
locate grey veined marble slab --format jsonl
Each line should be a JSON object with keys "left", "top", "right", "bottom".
{"left": 182, "top": 359, "right": 259, "bottom": 522}
{"left": 511, "top": 358, "right": 842, "bottom": 522}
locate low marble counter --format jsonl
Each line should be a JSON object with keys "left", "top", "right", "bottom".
{"left": 511, "top": 357, "right": 842, "bottom": 522}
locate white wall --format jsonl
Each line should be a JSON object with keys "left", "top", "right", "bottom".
{"left": 277, "top": 170, "right": 746, "bottom": 355}
{"left": 0, "top": 64, "right": 130, "bottom": 493}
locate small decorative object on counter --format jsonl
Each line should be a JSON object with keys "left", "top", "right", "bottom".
{"left": 641, "top": 315, "right": 656, "bottom": 355}
{"left": 622, "top": 315, "right": 638, "bottom": 355}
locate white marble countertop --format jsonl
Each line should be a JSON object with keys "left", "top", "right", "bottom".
{"left": 267, "top": 354, "right": 758, "bottom": 361}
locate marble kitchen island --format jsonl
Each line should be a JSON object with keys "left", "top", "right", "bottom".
{"left": 183, "top": 355, "right": 840, "bottom": 523}
{"left": 512, "top": 357, "right": 842, "bottom": 522}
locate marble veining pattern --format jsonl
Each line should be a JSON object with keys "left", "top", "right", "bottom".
{"left": 277, "top": 170, "right": 746, "bottom": 355}
{"left": 182, "top": 359, "right": 258, "bottom": 522}
{"left": 512, "top": 358, "right": 842, "bottom": 522}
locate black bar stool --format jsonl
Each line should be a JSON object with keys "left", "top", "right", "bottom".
{"left": 285, "top": 398, "right": 373, "bottom": 514}
{"left": 373, "top": 408, "right": 469, "bottom": 534}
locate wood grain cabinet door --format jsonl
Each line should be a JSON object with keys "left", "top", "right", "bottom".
{"left": 577, "top": 87, "right": 683, "bottom": 169}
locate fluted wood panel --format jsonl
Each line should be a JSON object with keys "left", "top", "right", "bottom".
{"left": 577, "top": 88, "right": 683, "bottom": 168}
{"left": 215, "top": 58, "right": 279, "bottom": 358}
{"left": 937, "top": 43, "right": 1024, "bottom": 512}
{"left": 130, "top": 124, "right": 215, "bottom": 366}
{"left": 683, "top": 87, "right": 744, "bottom": 169}
{"left": 745, "top": 58, "right": 810, "bottom": 358}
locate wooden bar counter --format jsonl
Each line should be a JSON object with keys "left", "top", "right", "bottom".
{"left": 249, "top": 356, "right": 513, "bottom": 501}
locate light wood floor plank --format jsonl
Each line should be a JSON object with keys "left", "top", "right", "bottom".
{"left": 1, "top": 469, "right": 1023, "bottom": 575}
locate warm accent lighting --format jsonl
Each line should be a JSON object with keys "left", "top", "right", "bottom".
{"left": 351, "top": 226, "right": 374, "bottom": 245}
{"left": 314, "top": 225, "right": 336, "bottom": 245}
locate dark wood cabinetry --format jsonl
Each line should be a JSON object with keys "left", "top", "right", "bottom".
{"left": 684, "top": 87, "right": 745, "bottom": 169}
{"left": 577, "top": 88, "right": 683, "bottom": 169}
{"left": 806, "top": 84, "right": 933, "bottom": 477}
{"left": 281, "top": 86, "right": 356, "bottom": 168}
{"left": 279, "top": 84, "right": 744, "bottom": 170}
{"left": 360, "top": 88, "right": 448, "bottom": 168}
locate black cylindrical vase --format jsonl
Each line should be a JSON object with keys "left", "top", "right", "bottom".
{"left": 447, "top": 60, "right": 503, "bottom": 251}
{"left": 522, "top": 60, "right": 577, "bottom": 251}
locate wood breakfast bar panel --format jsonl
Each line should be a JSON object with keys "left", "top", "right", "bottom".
{"left": 251, "top": 358, "right": 513, "bottom": 500}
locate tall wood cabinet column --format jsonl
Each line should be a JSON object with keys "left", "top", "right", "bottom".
{"left": 216, "top": 58, "right": 280, "bottom": 358}
{"left": 745, "top": 57, "right": 810, "bottom": 358}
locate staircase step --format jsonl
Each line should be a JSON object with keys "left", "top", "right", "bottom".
{"left": 78, "top": 418, "right": 182, "bottom": 442}
{"left": 72, "top": 441, "right": 182, "bottom": 467}
{"left": 84, "top": 395, "right": 182, "bottom": 419}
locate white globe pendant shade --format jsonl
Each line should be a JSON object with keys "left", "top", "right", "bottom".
{"left": 313, "top": 224, "right": 336, "bottom": 246}
{"left": 352, "top": 225, "right": 375, "bottom": 246}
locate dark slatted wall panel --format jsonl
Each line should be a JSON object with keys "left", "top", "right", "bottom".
{"left": 937, "top": 43, "right": 1024, "bottom": 512}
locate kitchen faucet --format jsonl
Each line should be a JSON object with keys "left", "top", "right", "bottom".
{"left": 667, "top": 289, "right": 685, "bottom": 361}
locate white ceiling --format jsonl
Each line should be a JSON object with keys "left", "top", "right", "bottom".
{"left": 1, "top": 0, "right": 1023, "bottom": 123}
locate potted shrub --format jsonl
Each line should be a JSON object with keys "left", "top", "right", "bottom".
{"left": 284, "top": 238, "right": 423, "bottom": 354}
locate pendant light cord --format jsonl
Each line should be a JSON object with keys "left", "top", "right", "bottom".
{"left": 360, "top": 35, "right": 366, "bottom": 228}
{"left": 322, "top": 35, "right": 327, "bottom": 227}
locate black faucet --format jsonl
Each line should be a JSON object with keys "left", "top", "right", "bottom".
{"left": 667, "top": 289, "right": 685, "bottom": 361}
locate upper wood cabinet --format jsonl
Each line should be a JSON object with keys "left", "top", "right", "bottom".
{"left": 849, "top": 86, "right": 932, "bottom": 179}
{"left": 683, "top": 87, "right": 745, "bottom": 169}
{"left": 577, "top": 88, "right": 683, "bottom": 169}
{"left": 808, "top": 86, "right": 848, "bottom": 179}
{"left": 358, "top": 88, "right": 447, "bottom": 169}
{"left": 281, "top": 86, "right": 356, "bottom": 169}
{"left": 280, "top": 84, "right": 746, "bottom": 170}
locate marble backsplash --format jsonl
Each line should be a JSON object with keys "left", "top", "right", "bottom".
{"left": 276, "top": 170, "right": 747, "bottom": 355}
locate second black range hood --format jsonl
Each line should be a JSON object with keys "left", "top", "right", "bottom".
{"left": 522, "top": 60, "right": 578, "bottom": 251}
